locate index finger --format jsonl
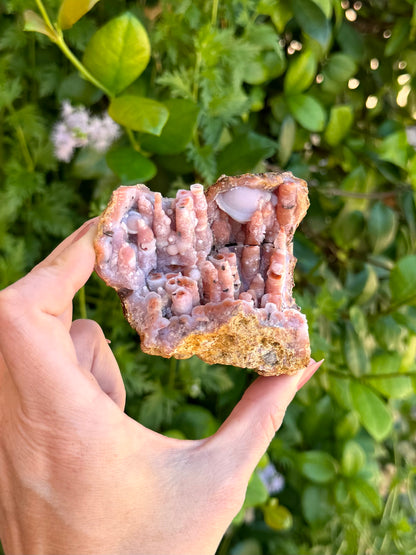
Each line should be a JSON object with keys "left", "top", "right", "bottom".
{"left": 0, "top": 222, "right": 99, "bottom": 402}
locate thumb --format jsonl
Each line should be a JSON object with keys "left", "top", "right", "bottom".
{"left": 212, "top": 360, "right": 323, "bottom": 482}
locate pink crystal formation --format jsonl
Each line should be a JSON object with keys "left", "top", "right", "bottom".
{"left": 94, "top": 172, "right": 311, "bottom": 376}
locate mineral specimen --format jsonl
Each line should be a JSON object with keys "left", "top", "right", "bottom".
{"left": 94, "top": 172, "right": 311, "bottom": 376}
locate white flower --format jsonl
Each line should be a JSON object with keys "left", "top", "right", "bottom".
{"left": 51, "top": 101, "right": 121, "bottom": 162}
{"left": 88, "top": 114, "right": 121, "bottom": 152}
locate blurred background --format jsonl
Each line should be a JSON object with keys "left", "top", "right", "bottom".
{"left": 1, "top": 1, "right": 416, "bottom": 553}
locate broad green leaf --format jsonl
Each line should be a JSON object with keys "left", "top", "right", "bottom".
{"left": 106, "top": 146, "right": 156, "bottom": 184}
{"left": 284, "top": 50, "right": 317, "bottom": 94}
{"left": 299, "top": 450, "right": 337, "bottom": 483}
{"left": 243, "top": 472, "right": 269, "bottom": 508}
{"left": 83, "top": 13, "right": 150, "bottom": 96}
{"left": 217, "top": 131, "right": 277, "bottom": 175}
{"left": 346, "top": 265, "right": 379, "bottom": 305}
{"left": 108, "top": 96, "right": 169, "bottom": 135}
{"left": 368, "top": 202, "right": 398, "bottom": 254}
{"left": 230, "top": 539, "right": 262, "bottom": 555}
{"left": 311, "top": 0, "right": 332, "bottom": 18}
{"left": 292, "top": 0, "right": 331, "bottom": 47}
{"left": 173, "top": 405, "right": 219, "bottom": 439}
{"left": 385, "top": 18, "right": 411, "bottom": 56}
{"left": 377, "top": 131, "right": 409, "bottom": 169}
{"left": 335, "top": 412, "right": 360, "bottom": 440}
{"left": 349, "top": 381, "right": 393, "bottom": 441}
{"left": 389, "top": 254, "right": 416, "bottom": 306}
{"left": 286, "top": 94, "right": 326, "bottom": 132}
{"left": 58, "top": 0, "right": 101, "bottom": 30}
{"left": 263, "top": 499, "right": 293, "bottom": 530}
{"left": 140, "top": 99, "right": 199, "bottom": 155}
{"left": 350, "top": 477, "right": 382, "bottom": 516}
{"left": 322, "top": 53, "right": 357, "bottom": 95}
{"left": 278, "top": 115, "right": 296, "bottom": 166}
{"left": 244, "top": 50, "right": 286, "bottom": 85}
{"left": 341, "top": 440, "right": 366, "bottom": 477}
{"left": 23, "top": 10, "right": 56, "bottom": 41}
{"left": 332, "top": 209, "right": 364, "bottom": 250}
{"left": 302, "top": 485, "right": 333, "bottom": 527}
{"left": 368, "top": 352, "right": 413, "bottom": 399}
{"left": 374, "top": 315, "right": 405, "bottom": 351}
{"left": 324, "top": 105, "right": 353, "bottom": 146}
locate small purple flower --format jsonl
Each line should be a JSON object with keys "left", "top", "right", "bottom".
{"left": 258, "top": 463, "right": 285, "bottom": 494}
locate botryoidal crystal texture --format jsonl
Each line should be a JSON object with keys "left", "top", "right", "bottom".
{"left": 94, "top": 172, "right": 311, "bottom": 376}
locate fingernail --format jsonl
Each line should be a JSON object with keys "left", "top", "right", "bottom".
{"left": 296, "top": 359, "right": 324, "bottom": 391}
{"left": 72, "top": 219, "right": 98, "bottom": 243}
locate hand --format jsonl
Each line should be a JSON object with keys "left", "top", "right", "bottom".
{"left": 0, "top": 221, "right": 322, "bottom": 555}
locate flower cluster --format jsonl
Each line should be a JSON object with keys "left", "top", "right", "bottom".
{"left": 51, "top": 101, "right": 121, "bottom": 162}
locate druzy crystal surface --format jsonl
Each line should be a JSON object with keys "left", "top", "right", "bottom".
{"left": 94, "top": 172, "right": 310, "bottom": 375}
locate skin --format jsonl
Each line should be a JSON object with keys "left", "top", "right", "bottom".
{"left": 0, "top": 220, "right": 322, "bottom": 555}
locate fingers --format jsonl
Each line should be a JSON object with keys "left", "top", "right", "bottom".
{"left": 211, "top": 360, "right": 324, "bottom": 482}
{"left": 36, "top": 218, "right": 98, "bottom": 270}
{"left": 0, "top": 222, "right": 99, "bottom": 402}
{"left": 23, "top": 221, "right": 98, "bottom": 317}
{"left": 70, "top": 319, "right": 126, "bottom": 411}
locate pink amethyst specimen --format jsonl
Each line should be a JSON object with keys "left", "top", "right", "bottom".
{"left": 94, "top": 172, "right": 311, "bottom": 376}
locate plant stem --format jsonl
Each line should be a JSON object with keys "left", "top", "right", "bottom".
{"left": 211, "top": 0, "right": 219, "bottom": 26}
{"left": 78, "top": 286, "right": 88, "bottom": 319}
{"left": 35, "top": 0, "right": 114, "bottom": 98}
{"left": 168, "top": 357, "right": 178, "bottom": 389}
{"left": 35, "top": 0, "right": 54, "bottom": 32}
{"left": 8, "top": 104, "right": 34, "bottom": 171}
{"left": 54, "top": 33, "right": 114, "bottom": 98}
{"left": 126, "top": 128, "right": 141, "bottom": 152}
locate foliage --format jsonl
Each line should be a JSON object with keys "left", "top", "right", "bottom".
{"left": 1, "top": 0, "right": 416, "bottom": 553}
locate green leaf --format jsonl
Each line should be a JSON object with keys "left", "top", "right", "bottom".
{"left": 302, "top": 485, "right": 333, "bottom": 527}
{"left": 385, "top": 18, "right": 411, "bottom": 57}
{"left": 286, "top": 94, "right": 326, "bottom": 132}
{"left": 332, "top": 209, "right": 364, "bottom": 249}
{"left": 23, "top": 10, "right": 56, "bottom": 41}
{"left": 284, "top": 50, "right": 317, "bottom": 94}
{"left": 374, "top": 315, "right": 405, "bottom": 352}
{"left": 106, "top": 146, "right": 156, "bottom": 184}
{"left": 350, "top": 477, "right": 382, "bottom": 516}
{"left": 108, "top": 96, "right": 169, "bottom": 135}
{"left": 341, "top": 440, "right": 366, "bottom": 477}
{"left": 343, "top": 322, "right": 369, "bottom": 376}
{"left": 390, "top": 254, "right": 416, "bottom": 306}
{"left": 217, "top": 131, "right": 277, "bottom": 175}
{"left": 244, "top": 50, "right": 286, "bottom": 85}
{"left": 83, "top": 13, "right": 150, "bottom": 96}
{"left": 368, "top": 352, "right": 413, "bottom": 399}
{"left": 243, "top": 472, "right": 269, "bottom": 509}
{"left": 349, "top": 381, "right": 393, "bottom": 441}
{"left": 278, "top": 115, "right": 296, "bottom": 166}
{"left": 173, "top": 405, "right": 219, "bottom": 439}
{"left": 324, "top": 105, "right": 353, "bottom": 146}
{"left": 230, "top": 539, "right": 262, "bottom": 555}
{"left": 377, "top": 131, "right": 409, "bottom": 169}
{"left": 263, "top": 498, "right": 293, "bottom": 530}
{"left": 140, "top": 99, "right": 199, "bottom": 155}
{"left": 368, "top": 202, "right": 398, "bottom": 254}
{"left": 292, "top": 0, "right": 331, "bottom": 46}
{"left": 299, "top": 450, "right": 337, "bottom": 483}
{"left": 58, "top": 0, "right": 101, "bottom": 30}
{"left": 322, "top": 53, "right": 357, "bottom": 95}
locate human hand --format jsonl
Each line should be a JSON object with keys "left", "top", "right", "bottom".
{"left": 0, "top": 221, "right": 322, "bottom": 555}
